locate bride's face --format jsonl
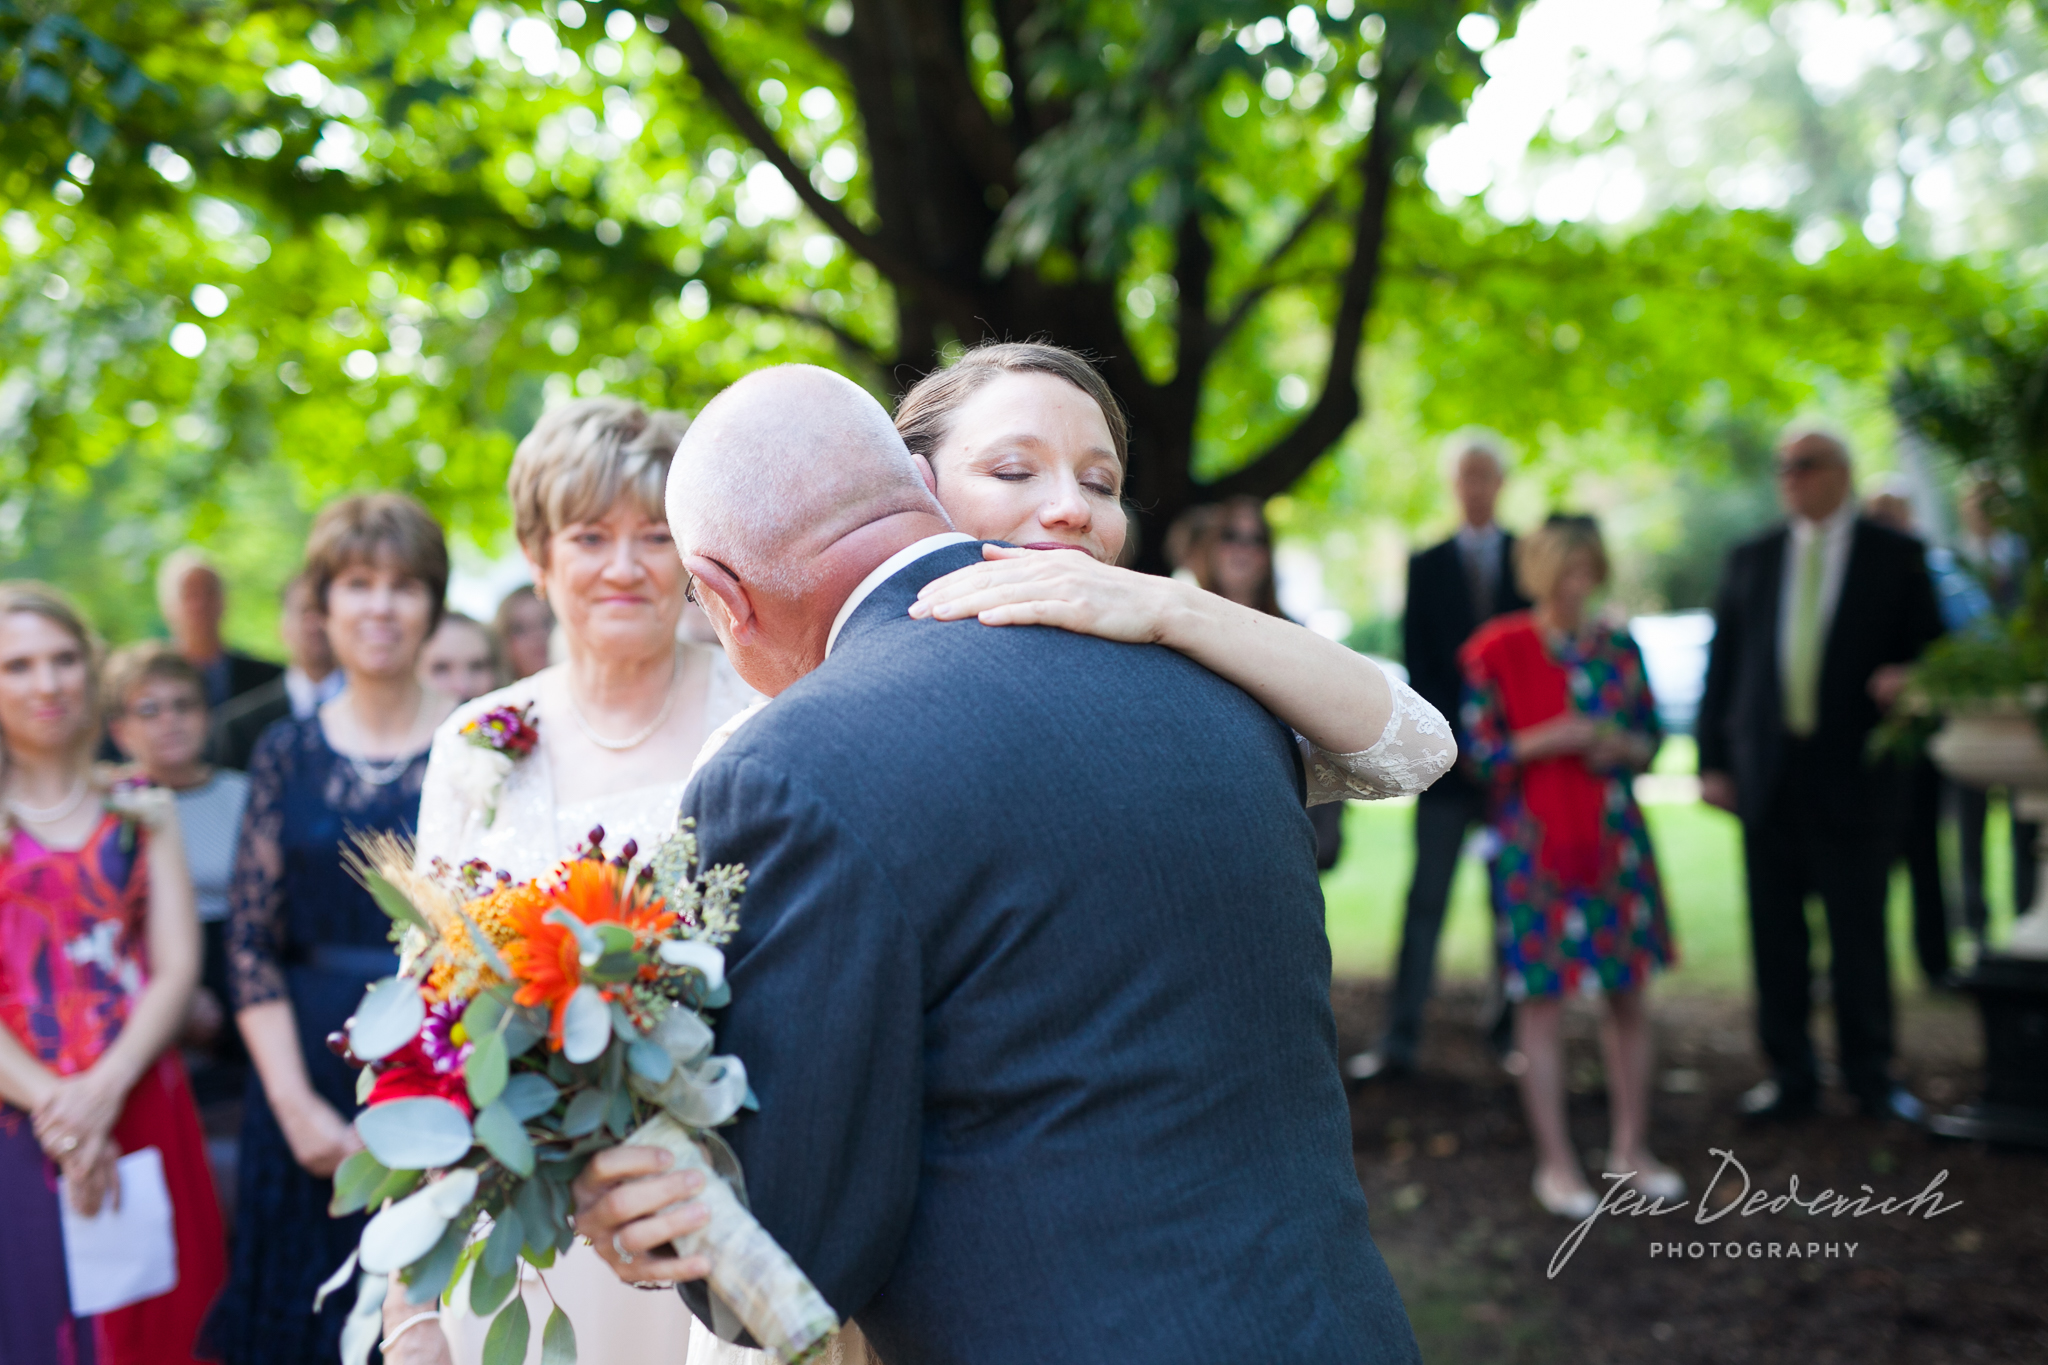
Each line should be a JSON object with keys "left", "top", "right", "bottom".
{"left": 534, "top": 499, "right": 684, "bottom": 663}
{"left": 926, "top": 371, "right": 1127, "bottom": 563}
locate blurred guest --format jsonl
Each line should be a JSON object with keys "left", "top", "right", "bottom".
{"left": 418, "top": 611, "right": 502, "bottom": 702}
{"left": 494, "top": 582, "right": 554, "bottom": 679}
{"left": 1953, "top": 478, "right": 2037, "bottom": 938}
{"left": 204, "top": 495, "right": 454, "bottom": 1365}
{"left": 1460, "top": 517, "right": 1677, "bottom": 1217}
{"left": 1348, "top": 432, "right": 1529, "bottom": 1083}
{"left": 1864, "top": 490, "right": 1955, "bottom": 986}
{"left": 0, "top": 582, "right": 227, "bottom": 1363}
{"left": 214, "top": 573, "right": 342, "bottom": 771}
{"left": 1172, "top": 496, "right": 1345, "bottom": 871}
{"left": 157, "top": 548, "right": 282, "bottom": 711}
{"left": 1698, "top": 430, "right": 1943, "bottom": 1122}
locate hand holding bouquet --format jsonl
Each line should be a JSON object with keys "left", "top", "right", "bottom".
{"left": 317, "top": 823, "right": 838, "bottom": 1365}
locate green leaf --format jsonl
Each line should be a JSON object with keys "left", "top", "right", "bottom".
{"left": 474, "top": 1099, "right": 535, "bottom": 1178}
{"left": 356, "top": 1063, "right": 377, "bottom": 1106}
{"left": 404, "top": 1217, "right": 470, "bottom": 1305}
{"left": 605, "top": 1084, "right": 635, "bottom": 1139}
{"left": 502, "top": 1073, "right": 561, "bottom": 1121}
{"left": 367, "top": 1165, "right": 425, "bottom": 1209}
{"left": 467, "top": 1031, "right": 510, "bottom": 1111}
{"left": 356, "top": 1096, "right": 475, "bottom": 1169}
{"left": 349, "top": 976, "right": 427, "bottom": 1062}
{"left": 462, "top": 990, "right": 507, "bottom": 1039}
{"left": 467, "top": 1251, "right": 520, "bottom": 1318}
{"left": 542, "top": 1306, "right": 577, "bottom": 1365}
{"left": 364, "top": 869, "right": 432, "bottom": 934}
{"left": 627, "top": 1038, "right": 673, "bottom": 1083}
{"left": 482, "top": 1204, "right": 524, "bottom": 1278}
{"left": 514, "top": 1173, "right": 556, "bottom": 1259}
{"left": 329, "top": 1149, "right": 390, "bottom": 1217}
{"left": 560, "top": 1086, "right": 608, "bottom": 1138}
{"left": 481, "top": 1292, "right": 530, "bottom": 1365}
{"left": 561, "top": 986, "right": 610, "bottom": 1064}
{"left": 503, "top": 1006, "right": 548, "bottom": 1060}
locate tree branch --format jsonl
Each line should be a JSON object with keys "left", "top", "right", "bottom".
{"left": 722, "top": 292, "right": 895, "bottom": 371}
{"left": 655, "top": 4, "right": 971, "bottom": 313}
{"left": 1210, "top": 72, "right": 1409, "bottom": 503}
{"left": 1211, "top": 175, "right": 1344, "bottom": 347}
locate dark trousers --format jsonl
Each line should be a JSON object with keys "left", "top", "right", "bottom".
{"left": 1900, "top": 757, "right": 1951, "bottom": 982}
{"left": 1742, "top": 757, "right": 1898, "bottom": 1102}
{"left": 1956, "top": 786, "right": 2041, "bottom": 934}
{"left": 1379, "top": 782, "right": 1507, "bottom": 1063}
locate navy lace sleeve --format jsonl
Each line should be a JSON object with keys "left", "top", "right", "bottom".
{"left": 226, "top": 720, "right": 291, "bottom": 1011}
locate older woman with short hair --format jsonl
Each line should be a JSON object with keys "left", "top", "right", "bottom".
{"left": 1460, "top": 514, "right": 1677, "bottom": 1219}
{"left": 414, "top": 396, "right": 758, "bottom": 1365}
{"left": 207, "top": 493, "right": 456, "bottom": 1365}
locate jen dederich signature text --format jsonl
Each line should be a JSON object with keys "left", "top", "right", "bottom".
{"left": 1547, "top": 1147, "right": 1964, "bottom": 1278}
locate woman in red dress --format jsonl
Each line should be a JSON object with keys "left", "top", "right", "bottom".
{"left": 0, "top": 582, "right": 226, "bottom": 1365}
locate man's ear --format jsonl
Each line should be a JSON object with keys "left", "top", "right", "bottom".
{"left": 683, "top": 554, "right": 757, "bottom": 644}
{"left": 913, "top": 452, "right": 938, "bottom": 497}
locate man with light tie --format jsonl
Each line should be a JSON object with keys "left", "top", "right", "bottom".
{"left": 1696, "top": 429, "right": 1943, "bottom": 1123}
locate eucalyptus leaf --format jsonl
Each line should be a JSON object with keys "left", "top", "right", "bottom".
{"left": 561, "top": 1087, "right": 608, "bottom": 1138}
{"left": 587, "top": 950, "right": 639, "bottom": 983}
{"left": 474, "top": 1099, "right": 536, "bottom": 1178}
{"left": 593, "top": 921, "right": 635, "bottom": 959}
{"left": 502, "top": 1073, "right": 561, "bottom": 1121}
{"left": 356, "top": 1064, "right": 377, "bottom": 1106}
{"left": 561, "top": 986, "right": 611, "bottom": 1064}
{"left": 462, "top": 990, "right": 507, "bottom": 1039}
{"left": 651, "top": 1006, "right": 714, "bottom": 1066}
{"left": 627, "top": 1038, "right": 674, "bottom": 1083}
{"left": 355, "top": 1096, "right": 475, "bottom": 1171}
{"left": 329, "top": 1149, "right": 389, "bottom": 1217}
{"left": 484, "top": 1205, "right": 524, "bottom": 1277}
{"left": 481, "top": 1293, "right": 530, "bottom": 1365}
{"left": 514, "top": 1174, "right": 555, "bottom": 1259}
{"left": 466, "top": 1031, "right": 510, "bottom": 1111}
{"left": 404, "top": 1218, "right": 469, "bottom": 1304}
{"left": 348, "top": 976, "right": 426, "bottom": 1062}
{"left": 467, "top": 1251, "right": 519, "bottom": 1319}
{"left": 358, "top": 1168, "right": 480, "bottom": 1274}
{"left": 311, "top": 1250, "right": 359, "bottom": 1314}
{"left": 609, "top": 1000, "right": 643, "bottom": 1042}
{"left": 368, "top": 1165, "right": 424, "bottom": 1209}
{"left": 541, "top": 1306, "right": 578, "bottom": 1365}
{"left": 606, "top": 1084, "right": 635, "bottom": 1139}
{"left": 338, "top": 1269, "right": 387, "bottom": 1365}
{"left": 504, "top": 1006, "right": 548, "bottom": 1059}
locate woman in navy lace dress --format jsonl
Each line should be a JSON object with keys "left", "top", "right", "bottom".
{"left": 206, "top": 496, "right": 455, "bottom": 1365}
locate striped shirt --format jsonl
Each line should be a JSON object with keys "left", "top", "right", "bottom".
{"left": 175, "top": 770, "right": 250, "bottom": 924}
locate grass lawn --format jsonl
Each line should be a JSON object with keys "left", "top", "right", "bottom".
{"left": 1320, "top": 736, "right": 2028, "bottom": 995}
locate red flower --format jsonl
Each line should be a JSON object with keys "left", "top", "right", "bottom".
{"left": 367, "top": 1037, "right": 474, "bottom": 1117}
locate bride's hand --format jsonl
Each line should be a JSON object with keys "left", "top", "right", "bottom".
{"left": 910, "top": 545, "right": 1180, "bottom": 643}
{"left": 571, "top": 1145, "right": 714, "bottom": 1286}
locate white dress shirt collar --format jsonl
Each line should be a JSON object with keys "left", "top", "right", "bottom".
{"left": 283, "top": 666, "right": 343, "bottom": 719}
{"left": 1454, "top": 521, "right": 1502, "bottom": 552}
{"left": 825, "top": 533, "right": 976, "bottom": 656}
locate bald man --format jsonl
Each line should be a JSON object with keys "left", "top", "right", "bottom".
{"left": 570, "top": 366, "right": 1417, "bottom": 1365}
{"left": 1697, "top": 430, "right": 1943, "bottom": 1124}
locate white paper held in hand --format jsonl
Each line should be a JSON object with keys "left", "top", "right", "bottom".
{"left": 58, "top": 1146, "right": 180, "bottom": 1316}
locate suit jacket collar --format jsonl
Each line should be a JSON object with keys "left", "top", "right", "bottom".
{"left": 825, "top": 532, "right": 976, "bottom": 655}
{"left": 830, "top": 537, "right": 990, "bottom": 655}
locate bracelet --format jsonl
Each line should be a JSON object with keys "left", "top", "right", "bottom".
{"left": 379, "top": 1310, "right": 441, "bottom": 1354}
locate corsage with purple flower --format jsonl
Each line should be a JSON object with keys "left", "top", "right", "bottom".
{"left": 448, "top": 702, "right": 540, "bottom": 828}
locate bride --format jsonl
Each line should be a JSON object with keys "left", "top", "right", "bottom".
{"left": 397, "top": 348, "right": 1453, "bottom": 1365}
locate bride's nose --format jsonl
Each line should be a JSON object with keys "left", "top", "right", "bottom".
{"left": 1038, "top": 476, "right": 1093, "bottom": 531}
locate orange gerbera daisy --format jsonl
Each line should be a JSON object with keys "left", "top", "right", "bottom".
{"left": 500, "top": 861, "right": 673, "bottom": 1049}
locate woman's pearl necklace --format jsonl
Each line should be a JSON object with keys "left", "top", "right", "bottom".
{"left": 5, "top": 776, "right": 90, "bottom": 824}
{"left": 564, "top": 647, "right": 682, "bottom": 752}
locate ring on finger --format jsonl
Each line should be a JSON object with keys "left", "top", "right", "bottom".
{"left": 613, "top": 1233, "right": 634, "bottom": 1265}
{"left": 56, "top": 1135, "right": 78, "bottom": 1154}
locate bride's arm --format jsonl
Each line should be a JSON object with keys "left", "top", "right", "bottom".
{"left": 911, "top": 546, "right": 1455, "bottom": 799}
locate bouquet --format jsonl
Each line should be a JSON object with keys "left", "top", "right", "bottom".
{"left": 316, "top": 823, "right": 839, "bottom": 1365}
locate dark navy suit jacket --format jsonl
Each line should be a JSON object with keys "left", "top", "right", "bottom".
{"left": 678, "top": 541, "right": 1417, "bottom": 1365}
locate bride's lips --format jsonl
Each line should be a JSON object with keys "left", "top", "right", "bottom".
{"left": 1022, "top": 541, "right": 1090, "bottom": 553}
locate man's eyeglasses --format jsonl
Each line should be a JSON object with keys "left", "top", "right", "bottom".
{"left": 1776, "top": 456, "right": 1836, "bottom": 479}
{"left": 125, "top": 697, "right": 203, "bottom": 721}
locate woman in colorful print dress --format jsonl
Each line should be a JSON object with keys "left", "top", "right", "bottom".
{"left": 0, "top": 581, "right": 226, "bottom": 1364}
{"left": 1460, "top": 516, "right": 1681, "bottom": 1221}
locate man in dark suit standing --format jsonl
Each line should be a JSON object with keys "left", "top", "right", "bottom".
{"left": 568, "top": 365, "right": 1419, "bottom": 1365}
{"left": 1697, "top": 430, "right": 1943, "bottom": 1122}
{"left": 212, "top": 572, "right": 341, "bottom": 769}
{"left": 158, "top": 547, "right": 282, "bottom": 712}
{"left": 1347, "top": 434, "right": 1529, "bottom": 1081}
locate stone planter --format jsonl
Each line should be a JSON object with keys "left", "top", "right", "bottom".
{"left": 1926, "top": 706, "right": 2048, "bottom": 1146}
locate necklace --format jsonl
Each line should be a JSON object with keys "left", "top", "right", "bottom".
{"left": 6, "top": 777, "right": 90, "bottom": 824}
{"left": 564, "top": 648, "right": 682, "bottom": 752}
{"left": 342, "top": 690, "right": 425, "bottom": 788}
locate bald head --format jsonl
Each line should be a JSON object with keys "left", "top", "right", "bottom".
{"left": 666, "top": 365, "right": 953, "bottom": 694}
{"left": 668, "top": 365, "right": 943, "bottom": 596}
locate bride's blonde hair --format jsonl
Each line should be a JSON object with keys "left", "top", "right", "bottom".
{"left": 0, "top": 581, "right": 108, "bottom": 852}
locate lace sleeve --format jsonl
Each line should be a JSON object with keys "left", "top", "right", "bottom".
{"left": 226, "top": 722, "right": 291, "bottom": 1011}
{"left": 1299, "top": 661, "right": 1457, "bottom": 804}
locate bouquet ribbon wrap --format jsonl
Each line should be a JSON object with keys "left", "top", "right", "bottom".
{"left": 625, "top": 1115, "right": 840, "bottom": 1364}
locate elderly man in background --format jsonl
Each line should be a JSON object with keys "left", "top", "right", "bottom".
{"left": 1347, "top": 431, "right": 1529, "bottom": 1083}
{"left": 1697, "top": 430, "right": 1943, "bottom": 1123}
{"left": 212, "top": 572, "right": 341, "bottom": 770}
{"left": 158, "top": 546, "right": 282, "bottom": 713}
